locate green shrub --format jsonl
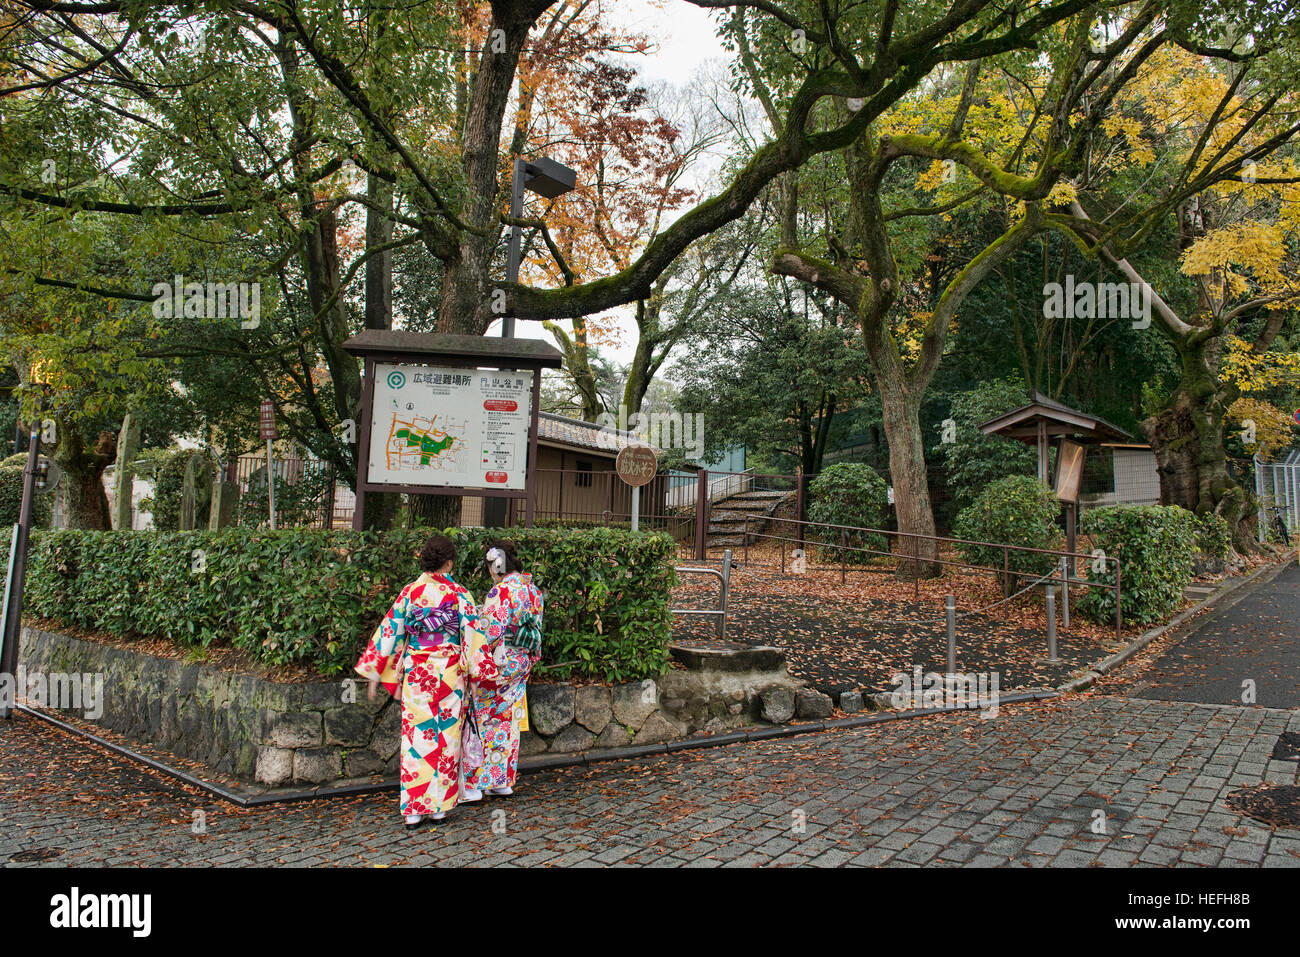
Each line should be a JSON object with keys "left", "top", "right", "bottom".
{"left": 807, "top": 462, "right": 889, "bottom": 562}
{"left": 1195, "top": 512, "right": 1232, "bottom": 562}
{"left": 18, "top": 525, "right": 677, "bottom": 682}
{"left": 953, "top": 475, "right": 1062, "bottom": 591}
{"left": 1077, "top": 504, "right": 1199, "bottom": 625}
{"left": 936, "top": 377, "right": 1038, "bottom": 515}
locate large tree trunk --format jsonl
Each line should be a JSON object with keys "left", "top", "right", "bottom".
{"left": 278, "top": 40, "right": 373, "bottom": 521}
{"left": 365, "top": 172, "right": 394, "bottom": 331}
{"left": 623, "top": 325, "right": 656, "bottom": 417}
{"left": 1142, "top": 340, "right": 1255, "bottom": 552}
{"left": 56, "top": 428, "right": 115, "bottom": 530}
{"left": 878, "top": 379, "right": 941, "bottom": 578}
{"left": 437, "top": 7, "right": 540, "bottom": 335}
{"left": 359, "top": 169, "right": 402, "bottom": 530}
{"left": 569, "top": 321, "right": 602, "bottom": 422}
{"left": 409, "top": 494, "right": 462, "bottom": 529}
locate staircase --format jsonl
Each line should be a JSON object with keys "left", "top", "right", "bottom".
{"left": 706, "top": 488, "right": 793, "bottom": 549}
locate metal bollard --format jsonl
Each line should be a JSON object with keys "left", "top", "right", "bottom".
{"left": 1046, "top": 585, "right": 1059, "bottom": 662}
{"left": 1059, "top": 556, "right": 1070, "bottom": 629}
{"left": 718, "top": 549, "right": 732, "bottom": 640}
{"left": 945, "top": 594, "right": 956, "bottom": 675}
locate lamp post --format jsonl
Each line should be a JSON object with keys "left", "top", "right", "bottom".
{"left": 501, "top": 156, "right": 577, "bottom": 338}
{"left": 487, "top": 156, "right": 575, "bottom": 529}
{"left": 0, "top": 375, "right": 50, "bottom": 718}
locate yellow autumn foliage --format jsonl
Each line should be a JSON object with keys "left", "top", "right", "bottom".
{"left": 1220, "top": 335, "right": 1300, "bottom": 394}
{"left": 1227, "top": 397, "right": 1296, "bottom": 459}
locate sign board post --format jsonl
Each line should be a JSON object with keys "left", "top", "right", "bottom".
{"left": 1053, "top": 439, "right": 1086, "bottom": 557}
{"left": 616, "top": 445, "right": 657, "bottom": 532}
{"left": 341, "top": 332, "right": 563, "bottom": 531}
{"left": 260, "top": 399, "right": 277, "bottom": 530}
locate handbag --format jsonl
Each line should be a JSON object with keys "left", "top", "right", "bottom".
{"left": 462, "top": 709, "right": 485, "bottom": 771}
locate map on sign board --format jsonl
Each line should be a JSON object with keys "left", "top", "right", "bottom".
{"left": 367, "top": 362, "right": 531, "bottom": 490}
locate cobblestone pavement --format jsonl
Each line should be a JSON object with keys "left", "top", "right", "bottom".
{"left": 3, "top": 695, "right": 1299, "bottom": 867}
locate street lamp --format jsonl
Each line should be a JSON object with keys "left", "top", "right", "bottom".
{"left": 485, "top": 156, "right": 576, "bottom": 530}
{"left": 0, "top": 367, "right": 52, "bottom": 717}
{"left": 501, "top": 156, "right": 577, "bottom": 338}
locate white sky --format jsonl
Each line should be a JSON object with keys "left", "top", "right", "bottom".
{"left": 612, "top": 0, "right": 731, "bottom": 86}
{"left": 487, "top": 1, "right": 732, "bottom": 368}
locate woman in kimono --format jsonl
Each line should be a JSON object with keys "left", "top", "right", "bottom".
{"left": 355, "top": 534, "right": 479, "bottom": 829}
{"left": 461, "top": 539, "right": 544, "bottom": 801}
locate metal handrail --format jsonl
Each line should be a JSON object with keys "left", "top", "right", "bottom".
{"left": 737, "top": 515, "right": 1123, "bottom": 640}
{"left": 671, "top": 548, "right": 731, "bottom": 639}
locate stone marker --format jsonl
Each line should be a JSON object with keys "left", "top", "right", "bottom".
{"left": 179, "top": 452, "right": 215, "bottom": 530}
{"left": 111, "top": 412, "right": 140, "bottom": 530}
{"left": 209, "top": 475, "right": 239, "bottom": 530}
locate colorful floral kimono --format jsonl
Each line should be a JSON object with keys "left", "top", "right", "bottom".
{"left": 354, "top": 572, "right": 478, "bottom": 817}
{"left": 464, "top": 572, "right": 544, "bottom": 791}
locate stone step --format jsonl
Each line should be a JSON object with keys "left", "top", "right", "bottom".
{"left": 711, "top": 499, "right": 781, "bottom": 511}
{"left": 710, "top": 514, "right": 758, "bottom": 527}
{"left": 669, "top": 643, "right": 787, "bottom": 673}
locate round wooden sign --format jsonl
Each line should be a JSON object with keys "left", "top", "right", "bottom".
{"left": 615, "top": 445, "right": 657, "bottom": 487}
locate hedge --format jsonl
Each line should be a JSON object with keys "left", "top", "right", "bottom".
{"left": 1078, "top": 504, "right": 1199, "bottom": 625}
{"left": 13, "top": 526, "right": 678, "bottom": 682}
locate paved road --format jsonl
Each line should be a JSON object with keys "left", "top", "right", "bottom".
{"left": 1115, "top": 563, "right": 1300, "bottom": 709}
{"left": 3, "top": 695, "right": 1299, "bottom": 867}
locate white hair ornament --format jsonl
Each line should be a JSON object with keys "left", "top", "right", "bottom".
{"left": 486, "top": 547, "right": 507, "bottom": 576}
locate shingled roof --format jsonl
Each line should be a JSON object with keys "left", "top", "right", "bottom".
{"left": 978, "top": 391, "right": 1132, "bottom": 444}
{"left": 537, "top": 411, "right": 655, "bottom": 455}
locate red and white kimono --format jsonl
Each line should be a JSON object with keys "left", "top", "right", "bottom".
{"left": 464, "top": 572, "right": 544, "bottom": 791}
{"left": 354, "top": 572, "right": 479, "bottom": 817}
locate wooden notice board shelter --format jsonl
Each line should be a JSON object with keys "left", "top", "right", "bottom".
{"left": 342, "top": 330, "right": 563, "bottom": 530}
{"left": 978, "top": 391, "right": 1133, "bottom": 555}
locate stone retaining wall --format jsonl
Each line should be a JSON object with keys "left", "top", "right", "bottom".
{"left": 520, "top": 655, "right": 805, "bottom": 756}
{"left": 17, "top": 627, "right": 811, "bottom": 787}
{"left": 19, "top": 626, "right": 396, "bottom": 787}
